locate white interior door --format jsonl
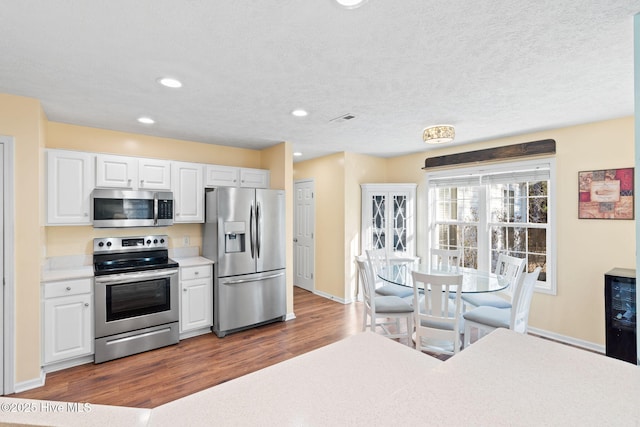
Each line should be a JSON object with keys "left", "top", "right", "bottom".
{"left": 294, "top": 180, "right": 315, "bottom": 292}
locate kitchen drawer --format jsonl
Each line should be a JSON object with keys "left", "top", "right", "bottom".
{"left": 44, "top": 278, "right": 93, "bottom": 299}
{"left": 181, "top": 265, "right": 211, "bottom": 281}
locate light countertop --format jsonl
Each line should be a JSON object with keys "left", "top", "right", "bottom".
{"left": 173, "top": 256, "right": 214, "bottom": 267}
{"left": 3, "top": 328, "right": 639, "bottom": 426}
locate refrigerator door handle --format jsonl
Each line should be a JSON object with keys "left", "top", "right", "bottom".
{"left": 256, "top": 202, "right": 261, "bottom": 258}
{"left": 249, "top": 203, "right": 255, "bottom": 259}
{"left": 222, "top": 272, "right": 285, "bottom": 285}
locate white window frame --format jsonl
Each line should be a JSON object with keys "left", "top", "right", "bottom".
{"left": 425, "top": 157, "right": 557, "bottom": 295}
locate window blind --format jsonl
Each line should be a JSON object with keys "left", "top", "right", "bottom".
{"left": 427, "top": 163, "right": 551, "bottom": 188}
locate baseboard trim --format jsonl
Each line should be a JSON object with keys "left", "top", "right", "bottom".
{"left": 527, "top": 327, "right": 605, "bottom": 354}
{"left": 179, "top": 328, "right": 213, "bottom": 340}
{"left": 42, "top": 355, "right": 94, "bottom": 375}
{"left": 13, "top": 370, "right": 46, "bottom": 394}
{"left": 285, "top": 312, "right": 296, "bottom": 321}
{"left": 312, "top": 289, "right": 349, "bottom": 304}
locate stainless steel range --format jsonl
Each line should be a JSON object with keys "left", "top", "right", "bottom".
{"left": 93, "top": 235, "right": 179, "bottom": 364}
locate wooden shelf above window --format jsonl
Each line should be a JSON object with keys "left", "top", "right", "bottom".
{"left": 423, "top": 139, "right": 556, "bottom": 170}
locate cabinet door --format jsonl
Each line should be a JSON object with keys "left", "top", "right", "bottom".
{"left": 95, "top": 154, "right": 137, "bottom": 188}
{"left": 47, "top": 150, "right": 94, "bottom": 225}
{"left": 180, "top": 278, "right": 213, "bottom": 333}
{"left": 361, "top": 184, "right": 416, "bottom": 257}
{"left": 172, "top": 162, "right": 204, "bottom": 223}
{"left": 240, "top": 168, "right": 270, "bottom": 188}
{"left": 205, "top": 165, "right": 239, "bottom": 187}
{"left": 138, "top": 158, "right": 171, "bottom": 190}
{"left": 43, "top": 294, "right": 93, "bottom": 364}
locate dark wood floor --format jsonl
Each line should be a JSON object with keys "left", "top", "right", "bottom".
{"left": 13, "top": 287, "right": 368, "bottom": 409}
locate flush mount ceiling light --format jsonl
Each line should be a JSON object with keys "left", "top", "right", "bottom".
{"left": 291, "top": 109, "right": 308, "bottom": 117}
{"left": 423, "top": 125, "right": 455, "bottom": 144}
{"left": 157, "top": 77, "right": 182, "bottom": 88}
{"left": 293, "top": 152, "right": 303, "bottom": 157}
{"left": 335, "top": 0, "right": 367, "bottom": 9}
{"left": 137, "top": 117, "right": 155, "bottom": 125}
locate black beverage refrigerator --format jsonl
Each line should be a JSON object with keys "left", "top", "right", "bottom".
{"left": 604, "top": 268, "right": 636, "bottom": 364}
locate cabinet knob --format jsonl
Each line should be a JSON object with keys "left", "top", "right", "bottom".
{"left": 194, "top": 271, "right": 199, "bottom": 275}
{"left": 66, "top": 286, "right": 71, "bottom": 291}
{"left": 140, "top": 179, "right": 144, "bottom": 186}
{"left": 84, "top": 303, "right": 89, "bottom": 307}
{"left": 183, "top": 288, "right": 187, "bottom": 292}
{"left": 84, "top": 213, "right": 88, "bottom": 217}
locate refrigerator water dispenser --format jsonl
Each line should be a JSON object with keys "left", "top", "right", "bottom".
{"left": 224, "top": 221, "right": 246, "bottom": 253}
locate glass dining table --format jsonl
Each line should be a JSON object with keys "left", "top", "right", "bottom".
{"left": 378, "top": 264, "right": 509, "bottom": 294}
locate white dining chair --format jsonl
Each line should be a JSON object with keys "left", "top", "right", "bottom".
{"left": 411, "top": 270, "right": 464, "bottom": 356}
{"left": 430, "top": 248, "right": 461, "bottom": 271}
{"left": 365, "top": 248, "right": 413, "bottom": 298}
{"left": 461, "top": 253, "right": 525, "bottom": 310}
{"left": 463, "top": 267, "right": 541, "bottom": 346}
{"left": 356, "top": 259, "right": 414, "bottom": 343}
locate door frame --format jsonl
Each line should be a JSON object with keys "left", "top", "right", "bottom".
{"left": 0, "top": 135, "right": 15, "bottom": 395}
{"left": 293, "top": 179, "right": 315, "bottom": 292}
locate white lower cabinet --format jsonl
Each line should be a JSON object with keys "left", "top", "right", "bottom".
{"left": 179, "top": 264, "right": 213, "bottom": 337}
{"left": 42, "top": 278, "right": 94, "bottom": 365}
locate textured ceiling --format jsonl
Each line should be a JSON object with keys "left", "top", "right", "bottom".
{"left": 0, "top": 1, "right": 638, "bottom": 161}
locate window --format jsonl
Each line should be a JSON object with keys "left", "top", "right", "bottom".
{"left": 426, "top": 159, "right": 555, "bottom": 294}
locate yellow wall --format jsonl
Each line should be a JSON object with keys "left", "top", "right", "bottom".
{"left": 293, "top": 154, "right": 347, "bottom": 299}
{"left": 294, "top": 152, "right": 387, "bottom": 300}
{"left": 343, "top": 153, "right": 388, "bottom": 299}
{"left": 0, "top": 94, "right": 46, "bottom": 382}
{"left": 47, "top": 122, "right": 262, "bottom": 167}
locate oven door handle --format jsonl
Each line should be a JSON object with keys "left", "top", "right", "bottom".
{"left": 95, "top": 269, "right": 178, "bottom": 285}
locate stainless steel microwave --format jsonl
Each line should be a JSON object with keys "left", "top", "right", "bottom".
{"left": 91, "top": 189, "right": 174, "bottom": 228}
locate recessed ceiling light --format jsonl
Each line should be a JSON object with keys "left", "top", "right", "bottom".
{"left": 293, "top": 152, "right": 303, "bottom": 157}
{"left": 158, "top": 77, "right": 182, "bottom": 88}
{"left": 291, "top": 109, "right": 308, "bottom": 117}
{"left": 335, "top": 0, "right": 367, "bottom": 9}
{"left": 137, "top": 117, "right": 155, "bottom": 125}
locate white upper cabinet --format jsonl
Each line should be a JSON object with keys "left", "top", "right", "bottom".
{"left": 47, "top": 149, "right": 94, "bottom": 225}
{"left": 172, "top": 161, "right": 204, "bottom": 223}
{"left": 205, "top": 165, "right": 269, "bottom": 188}
{"left": 95, "top": 154, "right": 171, "bottom": 190}
{"left": 95, "top": 154, "right": 137, "bottom": 189}
{"left": 205, "top": 165, "right": 239, "bottom": 187}
{"left": 138, "top": 158, "right": 172, "bottom": 190}
{"left": 360, "top": 183, "right": 417, "bottom": 258}
{"left": 240, "top": 168, "right": 270, "bottom": 188}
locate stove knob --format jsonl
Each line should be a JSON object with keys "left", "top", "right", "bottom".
{"left": 154, "top": 239, "right": 158, "bottom": 244}
{"left": 160, "top": 238, "right": 165, "bottom": 244}
{"left": 146, "top": 239, "right": 152, "bottom": 245}
{"left": 106, "top": 242, "right": 112, "bottom": 247}
{"left": 98, "top": 242, "right": 104, "bottom": 247}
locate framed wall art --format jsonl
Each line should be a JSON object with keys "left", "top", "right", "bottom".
{"left": 578, "top": 168, "right": 634, "bottom": 219}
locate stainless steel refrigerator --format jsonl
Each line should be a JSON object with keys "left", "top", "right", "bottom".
{"left": 203, "top": 187, "right": 286, "bottom": 337}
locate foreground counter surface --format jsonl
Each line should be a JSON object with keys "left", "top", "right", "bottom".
{"left": 1, "top": 329, "right": 639, "bottom": 426}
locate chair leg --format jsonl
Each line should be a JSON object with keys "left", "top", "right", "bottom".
{"left": 463, "top": 323, "right": 472, "bottom": 347}
{"left": 362, "top": 307, "right": 368, "bottom": 332}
